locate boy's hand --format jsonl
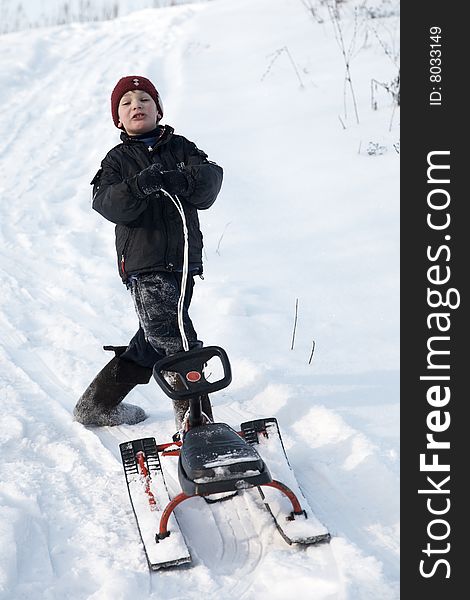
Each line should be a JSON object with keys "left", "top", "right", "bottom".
{"left": 136, "top": 163, "right": 189, "bottom": 196}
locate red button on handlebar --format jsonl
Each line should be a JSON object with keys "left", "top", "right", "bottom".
{"left": 186, "top": 371, "right": 201, "bottom": 382}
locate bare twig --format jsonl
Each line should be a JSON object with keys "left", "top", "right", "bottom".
{"left": 371, "top": 73, "right": 400, "bottom": 110}
{"left": 328, "top": 2, "right": 360, "bottom": 124}
{"left": 262, "top": 46, "right": 305, "bottom": 88}
{"left": 300, "top": 0, "right": 325, "bottom": 24}
{"left": 370, "top": 71, "right": 400, "bottom": 131}
{"left": 291, "top": 298, "right": 299, "bottom": 350}
{"left": 368, "top": 21, "right": 400, "bottom": 128}
{"left": 215, "top": 221, "right": 232, "bottom": 256}
{"left": 284, "top": 47, "right": 305, "bottom": 89}
{"left": 389, "top": 99, "right": 397, "bottom": 132}
{"left": 370, "top": 25, "right": 400, "bottom": 68}
{"left": 308, "top": 340, "right": 316, "bottom": 364}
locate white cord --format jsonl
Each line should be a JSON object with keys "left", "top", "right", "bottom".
{"left": 160, "top": 189, "right": 190, "bottom": 352}
{"left": 162, "top": 189, "right": 213, "bottom": 429}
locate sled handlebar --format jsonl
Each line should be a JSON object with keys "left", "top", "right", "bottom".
{"left": 153, "top": 345, "right": 232, "bottom": 400}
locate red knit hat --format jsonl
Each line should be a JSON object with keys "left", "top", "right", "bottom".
{"left": 111, "top": 75, "right": 164, "bottom": 128}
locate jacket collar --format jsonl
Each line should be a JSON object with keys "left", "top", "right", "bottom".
{"left": 120, "top": 124, "right": 174, "bottom": 147}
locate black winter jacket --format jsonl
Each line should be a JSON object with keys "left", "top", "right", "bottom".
{"left": 92, "top": 125, "right": 223, "bottom": 281}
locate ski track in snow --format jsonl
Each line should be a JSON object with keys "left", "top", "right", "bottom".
{"left": 0, "top": 0, "right": 399, "bottom": 598}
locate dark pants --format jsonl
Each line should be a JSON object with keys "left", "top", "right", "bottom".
{"left": 122, "top": 271, "right": 199, "bottom": 368}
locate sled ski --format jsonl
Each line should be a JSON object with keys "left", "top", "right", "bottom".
{"left": 120, "top": 437, "right": 191, "bottom": 570}
{"left": 241, "top": 418, "right": 331, "bottom": 545}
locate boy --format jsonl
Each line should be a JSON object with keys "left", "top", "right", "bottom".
{"left": 73, "top": 75, "right": 223, "bottom": 428}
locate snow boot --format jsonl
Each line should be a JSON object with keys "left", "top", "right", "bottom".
{"left": 74, "top": 347, "right": 152, "bottom": 426}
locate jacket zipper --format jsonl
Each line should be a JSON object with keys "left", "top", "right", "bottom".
{"left": 161, "top": 201, "right": 172, "bottom": 270}
{"left": 121, "top": 231, "right": 133, "bottom": 277}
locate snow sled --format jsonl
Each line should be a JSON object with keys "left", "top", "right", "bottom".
{"left": 119, "top": 346, "right": 330, "bottom": 570}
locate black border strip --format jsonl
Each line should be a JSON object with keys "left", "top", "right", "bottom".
{"left": 401, "top": 2, "right": 465, "bottom": 596}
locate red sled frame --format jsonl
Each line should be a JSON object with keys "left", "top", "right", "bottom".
{"left": 139, "top": 435, "right": 309, "bottom": 542}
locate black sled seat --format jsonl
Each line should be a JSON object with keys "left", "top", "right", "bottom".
{"left": 178, "top": 422, "right": 272, "bottom": 496}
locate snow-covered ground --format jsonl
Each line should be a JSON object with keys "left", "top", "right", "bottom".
{"left": 0, "top": 0, "right": 400, "bottom": 598}
{"left": 0, "top": 0, "right": 201, "bottom": 34}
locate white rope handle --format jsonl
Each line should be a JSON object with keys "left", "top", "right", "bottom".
{"left": 160, "top": 189, "right": 190, "bottom": 352}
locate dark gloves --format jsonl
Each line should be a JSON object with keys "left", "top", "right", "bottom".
{"left": 136, "top": 163, "right": 190, "bottom": 197}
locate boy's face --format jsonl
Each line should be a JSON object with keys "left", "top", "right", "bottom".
{"left": 117, "top": 90, "right": 159, "bottom": 135}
